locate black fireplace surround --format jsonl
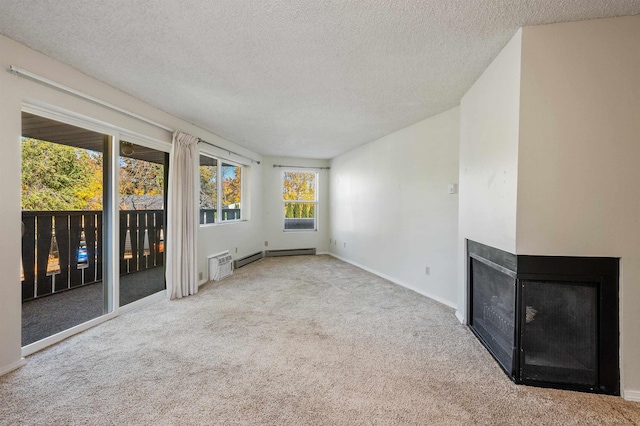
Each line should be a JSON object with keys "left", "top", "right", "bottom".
{"left": 467, "top": 240, "right": 619, "bottom": 395}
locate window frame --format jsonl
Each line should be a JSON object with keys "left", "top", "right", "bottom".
{"left": 198, "top": 153, "right": 244, "bottom": 226}
{"left": 282, "top": 169, "right": 318, "bottom": 232}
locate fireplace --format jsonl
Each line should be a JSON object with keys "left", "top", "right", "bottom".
{"left": 467, "top": 240, "right": 619, "bottom": 395}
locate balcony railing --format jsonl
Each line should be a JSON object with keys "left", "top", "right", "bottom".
{"left": 199, "top": 208, "right": 241, "bottom": 224}
{"left": 21, "top": 210, "right": 164, "bottom": 302}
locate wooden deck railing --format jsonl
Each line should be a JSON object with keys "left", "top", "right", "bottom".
{"left": 21, "top": 210, "right": 164, "bottom": 302}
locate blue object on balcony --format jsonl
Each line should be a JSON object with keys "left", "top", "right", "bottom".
{"left": 77, "top": 243, "right": 88, "bottom": 264}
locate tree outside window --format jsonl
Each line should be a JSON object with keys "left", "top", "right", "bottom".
{"left": 199, "top": 155, "right": 242, "bottom": 224}
{"left": 283, "top": 171, "right": 317, "bottom": 231}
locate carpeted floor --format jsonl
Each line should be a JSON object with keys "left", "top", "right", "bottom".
{"left": 2, "top": 255, "right": 639, "bottom": 425}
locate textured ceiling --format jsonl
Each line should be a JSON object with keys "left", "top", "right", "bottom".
{"left": 1, "top": 1, "right": 639, "bottom": 159}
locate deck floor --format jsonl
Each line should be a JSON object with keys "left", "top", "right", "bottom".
{"left": 22, "top": 266, "right": 165, "bottom": 346}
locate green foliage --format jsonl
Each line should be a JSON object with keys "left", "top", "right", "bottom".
{"left": 283, "top": 172, "right": 316, "bottom": 222}
{"left": 285, "top": 202, "right": 294, "bottom": 218}
{"left": 22, "top": 138, "right": 167, "bottom": 212}
{"left": 120, "top": 157, "right": 164, "bottom": 196}
{"left": 21, "top": 138, "right": 102, "bottom": 210}
{"left": 284, "top": 202, "right": 315, "bottom": 219}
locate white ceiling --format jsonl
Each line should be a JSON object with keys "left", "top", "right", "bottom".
{"left": 1, "top": 1, "right": 639, "bottom": 159}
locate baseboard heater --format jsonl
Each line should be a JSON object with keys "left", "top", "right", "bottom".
{"left": 264, "top": 248, "right": 316, "bottom": 257}
{"left": 233, "top": 251, "right": 264, "bottom": 269}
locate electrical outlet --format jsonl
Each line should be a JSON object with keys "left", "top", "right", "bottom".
{"left": 265, "top": 241, "right": 268, "bottom": 247}
{"left": 425, "top": 266, "right": 430, "bottom": 275}
{"left": 199, "top": 272, "right": 203, "bottom": 280}
{"left": 235, "top": 247, "right": 238, "bottom": 254}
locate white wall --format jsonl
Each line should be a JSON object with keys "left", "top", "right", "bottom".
{"left": 457, "top": 30, "right": 522, "bottom": 319}
{"left": 262, "top": 156, "right": 330, "bottom": 253}
{"left": 0, "top": 34, "right": 263, "bottom": 373}
{"left": 0, "top": 40, "right": 24, "bottom": 375}
{"left": 329, "top": 107, "right": 460, "bottom": 307}
{"left": 517, "top": 16, "right": 640, "bottom": 396}
{"left": 197, "top": 155, "right": 264, "bottom": 282}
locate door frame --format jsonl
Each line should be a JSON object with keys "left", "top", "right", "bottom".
{"left": 21, "top": 101, "right": 171, "bottom": 357}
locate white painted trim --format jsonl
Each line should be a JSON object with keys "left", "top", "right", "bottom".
{"left": 455, "top": 310, "right": 466, "bottom": 324}
{"left": 12, "top": 66, "right": 174, "bottom": 132}
{"left": 22, "top": 312, "right": 117, "bottom": 357}
{"left": 329, "top": 253, "right": 457, "bottom": 310}
{"left": 23, "top": 100, "right": 169, "bottom": 148}
{"left": 198, "top": 279, "right": 209, "bottom": 287}
{"left": 624, "top": 389, "right": 640, "bottom": 402}
{"left": 0, "top": 358, "right": 26, "bottom": 377}
{"left": 316, "top": 251, "right": 330, "bottom": 255}
{"left": 119, "top": 290, "right": 167, "bottom": 314}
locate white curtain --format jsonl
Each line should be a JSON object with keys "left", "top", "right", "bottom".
{"left": 166, "top": 131, "right": 199, "bottom": 299}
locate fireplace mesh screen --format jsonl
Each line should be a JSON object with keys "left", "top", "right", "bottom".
{"left": 471, "top": 259, "right": 515, "bottom": 373}
{"left": 521, "top": 280, "right": 597, "bottom": 386}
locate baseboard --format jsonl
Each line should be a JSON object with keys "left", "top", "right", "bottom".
{"left": 316, "top": 251, "right": 330, "bottom": 255}
{"left": 198, "top": 279, "right": 208, "bottom": 287}
{"left": 0, "top": 358, "right": 26, "bottom": 377}
{"left": 329, "top": 253, "right": 457, "bottom": 310}
{"left": 455, "top": 310, "right": 466, "bottom": 324}
{"left": 624, "top": 389, "right": 640, "bottom": 402}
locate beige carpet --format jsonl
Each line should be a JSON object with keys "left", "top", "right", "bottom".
{"left": 1, "top": 255, "right": 638, "bottom": 425}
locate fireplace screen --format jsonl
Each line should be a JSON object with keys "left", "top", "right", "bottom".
{"left": 521, "top": 280, "right": 597, "bottom": 386}
{"left": 467, "top": 240, "right": 619, "bottom": 395}
{"left": 470, "top": 258, "right": 515, "bottom": 374}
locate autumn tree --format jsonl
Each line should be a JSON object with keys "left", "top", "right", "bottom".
{"left": 199, "top": 163, "right": 217, "bottom": 209}
{"left": 222, "top": 164, "right": 241, "bottom": 207}
{"left": 283, "top": 172, "right": 315, "bottom": 219}
{"left": 119, "top": 157, "right": 164, "bottom": 210}
{"left": 21, "top": 138, "right": 102, "bottom": 210}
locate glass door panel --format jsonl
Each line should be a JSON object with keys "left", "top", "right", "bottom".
{"left": 118, "top": 140, "right": 167, "bottom": 306}
{"left": 21, "top": 112, "right": 109, "bottom": 346}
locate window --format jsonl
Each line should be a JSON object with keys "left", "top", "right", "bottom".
{"left": 283, "top": 171, "right": 317, "bottom": 231}
{"left": 199, "top": 154, "right": 242, "bottom": 224}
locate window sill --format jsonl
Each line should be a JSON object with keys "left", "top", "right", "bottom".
{"left": 200, "top": 219, "right": 248, "bottom": 228}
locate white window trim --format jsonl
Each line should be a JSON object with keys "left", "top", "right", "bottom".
{"left": 199, "top": 153, "right": 245, "bottom": 226}
{"left": 282, "top": 169, "right": 318, "bottom": 232}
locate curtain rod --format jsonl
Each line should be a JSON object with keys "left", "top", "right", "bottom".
{"left": 8, "top": 65, "right": 174, "bottom": 132}
{"left": 199, "top": 139, "right": 261, "bottom": 164}
{"left": 9, "top": 65, "right": 263, "bottom": 166}
{"left": 272, "top": 164, "right": 330, "bottom": 170}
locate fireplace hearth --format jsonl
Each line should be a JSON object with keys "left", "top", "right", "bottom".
{"left": 467, "top": 240, "right": 619, "bottom": 395}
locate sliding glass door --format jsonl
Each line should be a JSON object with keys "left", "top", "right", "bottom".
{"left": 118, "top": 140, "right": 168, "bottom": 306}
{"left": 21, "top": 112, "right": 110, "bottom": 346}
{"left": 21, "top": 110, "right": 170, "bottom": 348}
